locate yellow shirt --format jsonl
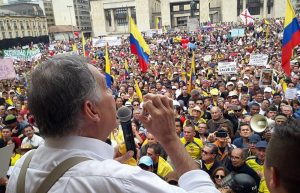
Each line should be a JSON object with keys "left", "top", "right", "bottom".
{"left": 118, "top": 144, "right": 137, "bottom": 166}
{"left": 157, "top": 156, "right": 173, "bottom": 178}
{"left": 6, "top": 98, "right": 13, "bottom": 106}
{"left": 204, "top": 162, "right": 214, "bottom": 170}
{"left": 247, "top": 158, "right": 270, "bottom": 193}
{"left": 11, "top": 153, "right": 21, "bottom": 166}
{"left": 180, "top": 137, "right": 203, "bottom": 160}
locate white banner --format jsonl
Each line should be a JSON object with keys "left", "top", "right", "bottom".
{"left": 0, "top": 59, "right": 16, "bottom": 80}
{"left": 218, "top": 62, "right": 237, "bottom": 75}
{"left": 230, "top": 28, "right": 245, "bottom": 37}
{"left": 4, "top": 49, "right": 41, "bottom": 61}
{"left": 92, "top": 37, "right": 122, "bottom": 47}
{"left": 249, "top": 54, "right": 269, "bottom": 66}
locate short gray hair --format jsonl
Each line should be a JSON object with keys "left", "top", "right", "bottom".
{"left": 28, "top": 55, "right": 101, "bottom": 137}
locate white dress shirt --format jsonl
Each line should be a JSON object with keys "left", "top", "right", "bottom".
{"left": 21, "top": 134, "right": 44, "bottom": 147}
{"left": 7, "top": 136, "right": 219, "bottom": 193}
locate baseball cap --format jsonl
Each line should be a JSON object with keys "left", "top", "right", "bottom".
{"left": 264, "top": 87, "right": 272, "bottom": 93}
{"left": 249, "top": 134, "right": 261, "bottom": 143}
{"left": 125, "top": 101, "right": 132, "bottom": 107}
{"left": 243, "top": 76, "right": 250, "bottom": 80}
{"left": 230, "top": 77, "right": 237, "bottom": 81}
{"left": 138, "top": 156, "right": 153, "bottom": 167}
{"left": 226, "top": 82, "right": 234, "bottom": 87}
{"left": 5, "top": 114, "right": 17, "bottom": 125}
{"left": 210, "top": 88, "right": 219, "bottom": 96}
{"left": 228, "top": 91, "right": 238, "bottom": 97}
{"left": 7, "top": 106, "right": 16, "bottom": 111}
{"left": 256, "top": 141, "right": 268, "bottom": 148}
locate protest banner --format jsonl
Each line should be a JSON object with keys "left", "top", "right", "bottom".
{"left": 230, "top": 28, "right": 245, "bottom": 37}
{"left": 92, "top": 37, "right": 122, "bottom": 47}
{"left": 249, "top": 54, "right": 269, "bottom": 66}
{"left": 0, "top": 59, "right": 16, "bottom": 80}
{"left": 218, "top": 62, "right": 237, "bottom": 75}
{"left": 4, "top": 49, "right": 41, "bottom": 61}
{"left": 285, "top": 88, "right": 297, "bottom": 100}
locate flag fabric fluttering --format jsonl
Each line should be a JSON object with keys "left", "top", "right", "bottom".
{"left": 82, "top": 32, "right": 87, "bottom": 57}
{"left": 240, "top": 9, "right": 254, "bottom": 25}
{"left": 105, "top": 43, "right": 112, "bottom": 88}
{"left": 188, "top": 52, "right": 196, "bottom": 94}
{"left": 264, "top": 18, "right": 270, "bottom": 43}
{"left": 130, "top": 17, "right": 150, "bottom": 73}
{"left": 134, "top": 81, "right": 144, "bottom": 102}
{"left": 124, "top": 59, "right": 129, "bottom": 77}
{"left": 282, "top": 0, "right": 300, "bottom": 76}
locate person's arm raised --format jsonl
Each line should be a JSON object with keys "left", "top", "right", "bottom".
{"left": 138, "top": 94, "right": 198, "bottom": 176}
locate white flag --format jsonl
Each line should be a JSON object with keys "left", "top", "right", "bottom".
{"left": 240, "top": 9, "right": 254, "bottom": 25}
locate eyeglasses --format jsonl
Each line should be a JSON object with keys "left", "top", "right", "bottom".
{"left": 234, "top": 109, "right": 242, "bottom": 112}
{"left": 214, "top": 175, "right": 225, "bottom": 179}
{"left": 202, "top": 150, "right": 211, "bottom": 155}
{"left": 196, "top": 103, "right": 203, "bottom": 105}
{"left": 133, "top": 104, "right": 140, "bottom": 107}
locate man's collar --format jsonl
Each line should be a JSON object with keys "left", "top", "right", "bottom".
{"left": 45, "top": 135, "right": 114, "bottom": 159}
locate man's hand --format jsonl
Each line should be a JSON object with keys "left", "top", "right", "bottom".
{"left": 138, "top": 94, "right": 176, "bottom": 145}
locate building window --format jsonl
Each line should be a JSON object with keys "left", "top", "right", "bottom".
{"left": 177, "top": 17, "right": 187, "bottom": 26}
{"left": 179, "top": 4, "right": 184, "bottom": 11}
{"left": 9, "top": 32, "right": 12, "bottom": 38}
{"left": 248, "top": 0, "right": 261, "bottom": 15}
{"left": 22, "top": 31, "right": 25, "bottom": 37}
{"left": 115, "top": 8, "right": 128, "bottom": 26}
{"left": 2, "top": 32, "right": 5, "bottom": 39}
{"left": 16, "top": 31, "right": 19, "bottom": 37}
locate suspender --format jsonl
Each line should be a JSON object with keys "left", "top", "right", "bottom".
{"left": 17, "top": 150, "right": 35, "bottom": 193}
{"left": 17, "top": 151, "right": 91, "bottom": 193}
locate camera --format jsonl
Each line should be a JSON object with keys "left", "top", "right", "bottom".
{"left": 216, "top": 130, "right": 228, "bottom": 138}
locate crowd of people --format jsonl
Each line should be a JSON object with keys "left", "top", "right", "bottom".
{"left": 0, "top": 17, "right": 300, "bottom": 193}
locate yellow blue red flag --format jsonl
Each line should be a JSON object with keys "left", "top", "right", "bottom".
{"left": 282, "top": 0, "right": 300, "bottom": 76}
{"left": 130, "top": 17, "right": 150, "bottom": 72}
{"left": 105, "top": 43, "right": 112, "bottom": 88}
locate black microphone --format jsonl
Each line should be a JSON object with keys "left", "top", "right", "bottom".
{"left": 117, "top": 106, "right": 137, "bottom": 158}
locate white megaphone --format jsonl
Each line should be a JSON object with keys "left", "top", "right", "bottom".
{"left": 250, "top": 114, "right": 268, "bottom": 133}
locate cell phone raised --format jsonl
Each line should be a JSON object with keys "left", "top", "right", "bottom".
{"left": 216, "top": 130, "right": 228, "bottom": 138}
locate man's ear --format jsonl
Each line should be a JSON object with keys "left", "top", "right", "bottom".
{"left": 265, "top": 166, "right": 280, "bottom": 191}
{"left": 83, "top": 101, "right": 101, "bottom": 122}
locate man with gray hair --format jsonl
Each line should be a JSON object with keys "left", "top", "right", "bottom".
{"left": 6, "top": 55, "right": 219, "bottom": 193}
{"left": 207, "top": 106, "right": 233, "bottom": 133}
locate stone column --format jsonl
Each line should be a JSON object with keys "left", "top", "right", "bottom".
{"left": 263, "top": 0, "right": 268, "bottom": 17}
{"left": 221, "top": 0, "right": 238, "bottom": 22}
{"left": 110, "top": 9, "right": 116, "bottom": 32}
{"left": 90, "top": 0, "right": 107, "bottom": 36}
{"left": 128, "top": 7, "right": 131, "bottom": 18}
{"left": 161, "top": 0, "right": 171, "bottom": 28}
{"left": 243, "top": 0, "right": 246, "bottom": 10}
{"left": 135, "top": 0, "right": 150, "bottom": 31}
{"left": 199, "top": 0, "right": 210, "bottom": 23}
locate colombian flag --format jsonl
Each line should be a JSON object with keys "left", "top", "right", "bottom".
{"left": 130, "top": 17, "right": 150, "bottom": 72}
{"left": 134, "top": 81, "right": 143, "bottom": 102}
{"left": 82, "top": 32, "right": 87, "bottom": 57}
{"left": 124, "top": 59, "right": 129, "bottom": 77}
{"left": 105, "top": 43, "right": 112, "bottom": 88}
{"left": 282, "top": 0, "right": 300, "bottom": 76}
{"left": 188, "top": 52, "right": 196, "bottom": 94}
